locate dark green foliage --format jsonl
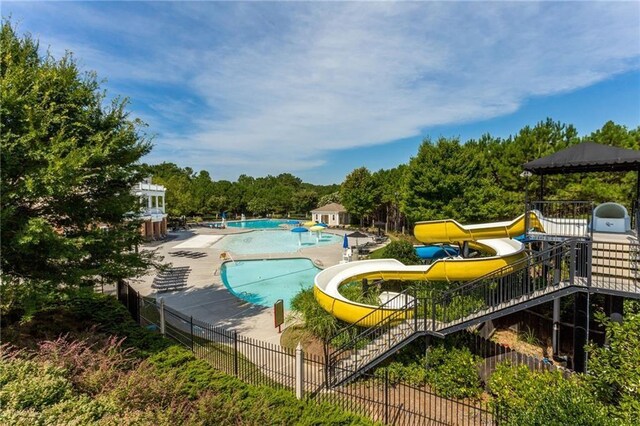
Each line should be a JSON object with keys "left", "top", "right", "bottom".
{"left": 488, "top": 363, "right": 612, "bottom": 426}
{"left": 3, "top": 290, "right": 170, "bottom": 357}
{"left": 332, "top": 119, "right": 640, "bottom": 228}
{"left": 381, "top": 239, "right": 421, "bottom": 265}
{"left": 423, "top": 346, "right": 482, "bottom": 399}
{"left": 150, "top": 164, "right": 338, "bottom": 217}
{"left": 1, "top": 21, "right": 156, "bottom": 314}
{"left": 340, "top": 166, "right": 377, "bottom": 226}
{"left": 586, "top": 312, "right": 640, "bottom": 423}
{"left": 1, "top": 294, "right": 375, "bottom": 425}
{"left": 374, "top": 344, "right": 482, "bottom": 399}
{"left": 290, "top": 288, "right": 339, "bottom": 339}
{"left": 339, "top": 281, "right": 381, "bottom": 305}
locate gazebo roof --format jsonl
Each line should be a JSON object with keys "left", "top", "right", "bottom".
{"left": 523, "top": 142, "right": 640, "bottom": 175}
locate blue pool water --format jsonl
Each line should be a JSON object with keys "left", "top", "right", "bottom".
{"left": 213, "top": 229, "right": 341, "bottom": 254}
{"left": 221, "top": 258, "right": 319, "bottom": 309}
{"left": 226, "top": 219, "right": 300, "bottom": 229}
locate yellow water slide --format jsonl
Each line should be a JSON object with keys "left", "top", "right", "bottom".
{"left": 313, "top": 214, "right": 541, "bottom": 326}
{"left": 414, "top": 212, "right": 541, "bottom": 243}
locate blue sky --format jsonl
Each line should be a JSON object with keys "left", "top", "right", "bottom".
{"left": 5, "top": 1, "right": 640, "bottom": 184}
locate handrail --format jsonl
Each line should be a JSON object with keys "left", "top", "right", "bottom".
{"left": 526, "top": 200, "right": 594, "bottom": 240}
{"left": 432, "top": 241, "right": 580, "bottom": 330}
{"left": 327, "top": 288, "right": 415, "bottom": 355}
{"left": 325, "top": 237, "right": 640, "bottom": 386}
{"left": 441, "top": 241, "right": 571, "bottom": 296}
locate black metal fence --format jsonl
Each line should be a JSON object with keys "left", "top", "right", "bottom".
{"left": 115, "top": 281, "right": 582, "bottom": 425}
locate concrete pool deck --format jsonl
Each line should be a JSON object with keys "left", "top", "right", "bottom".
{"left": 128, "top": 226, "right": 380, "bottom": 345}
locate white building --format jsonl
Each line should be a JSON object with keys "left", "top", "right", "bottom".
{"left": 132, "top": 178, "right": 168, "bottom": 240}
{"left": 310, "top": 203, "right": 350, "bottom": 227}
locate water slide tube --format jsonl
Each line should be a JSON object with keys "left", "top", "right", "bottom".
{"left": 415, "top": 245, "right": 459, "bottom": 260}
{"left": 314, "top": 214, "right": 542, "bottom": 326}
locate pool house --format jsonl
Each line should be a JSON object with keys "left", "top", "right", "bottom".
{"left": 311, "top": 203, "right": 350, "bottom": 227}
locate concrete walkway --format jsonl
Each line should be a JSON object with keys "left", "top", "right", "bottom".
{"left": 129, "top": 226, "right": 381, "bottom": 345}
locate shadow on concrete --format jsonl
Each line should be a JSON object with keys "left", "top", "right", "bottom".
{"left": 149, "top": 284, "right": 272, "bottom": 336}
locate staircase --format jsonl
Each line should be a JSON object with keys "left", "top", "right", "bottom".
{"left": 330, "top": 319, "right": 420, "bottom": 386}
{"left": 326, "top": 240, "right": 640, "bottom": 386}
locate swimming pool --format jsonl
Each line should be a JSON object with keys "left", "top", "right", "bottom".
{"left": 221, "top": 258, "right": 320, "bottom": 309}
{"left": 226, "top": 219, "right": 300, "bottom": 229}
{"left": 213, "top": 229, "right": 341, "bottom": 254}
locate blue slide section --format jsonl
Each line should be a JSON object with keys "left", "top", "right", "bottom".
{"left": 415, "top": 245, "right": 459, "bottom": 260}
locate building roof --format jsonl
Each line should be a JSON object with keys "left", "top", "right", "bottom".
{"left": 523, "top": 142, "right": 640, "bottom": 175}
{"left": 311, "top": 203, "right": 347, "bottom": 213}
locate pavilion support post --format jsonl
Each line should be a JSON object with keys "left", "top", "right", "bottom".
{"left": 552, "top": 297, "right": 561, "bottom": 358}
{"left": 572, "top": 292, "right": 589, "bottom": 373}
{"left": 635, "top": 170, "right": 640, "bottom": 230}
{"left": 539, "top": 175, "right": 545, "bottom": 201}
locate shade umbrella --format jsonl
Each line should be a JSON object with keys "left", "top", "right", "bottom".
{"left": 342, "top": 234, "right": 349, "bottom": 249}
{"left": 309, "top": 225, "right": 324, "bottom": 242}
{"left": 316, "top": 223, "right": 328, "bottom": 228}
{"left": 291, "top": 226, "right": 309, "bottom": 246}
{"left": 303, "top": 221, "right": 316, "bottom": 227}
{"left": 346, "top": 231, "right": 369, "bottom": 250}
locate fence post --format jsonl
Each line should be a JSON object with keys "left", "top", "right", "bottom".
{"left": 384, "top": 368, "right": 389, "bottom": 424}
{"left": 233, "top": 331, "right": 239, "bottom": 377}
{"left": 190, "top": 316, "right": 194, "bottom": 352}
{"left": 323, "top": 341, "right": 330, "bottom": 389}
{"left": 159, "top": 297, "right": 165, "bottom": 336}
{"left": 431, "top": 295, "right": 437, "bottom": 331}
{"left": 295, "top": 342, "right": 305, "bottom": 400}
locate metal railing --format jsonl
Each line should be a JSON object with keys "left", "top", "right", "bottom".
{"left": 433, "top": 241, "right": 583, "bottom": 333}
{"left": 590, "top": 241, "right": 640, "bottom": 294}
{"left": 129, "top": 287, "right": 498, "bottom": 425}
{"left": 526, "top": 200, "right": 594, "bottom": 240}
{"left": 323, "top": 242, "right": 588, "bottom": 384}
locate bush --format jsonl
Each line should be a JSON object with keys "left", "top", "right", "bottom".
{"left": 4, "top": 290, "right": 170, "bottom": 357}
{"left": 290, "top": 288, "right": 339, "bottom": 339}
{"left": 380, "top": 240, "right": 420, "bottom": 265}
{"left": 424, "top": 346, "right": 482, "bottom": 399}
{"left": 488, "top": 363, "right": 612, "bottom": 425}
{"left": 0, "top": 358, "right": 72, "bottom": 410}
{"left": 373, "top": 344, "right": 481, "bottom": 398}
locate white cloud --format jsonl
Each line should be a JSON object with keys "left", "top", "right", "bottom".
{"left": 5, "top": 1, "right": 640, "bottom": 180}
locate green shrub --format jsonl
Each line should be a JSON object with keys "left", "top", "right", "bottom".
{"left": 424, "top": 346, "right": 482, "bottom": 399}
{"left": 290, "top": 288, "right": 339, "bottom": 339}
{"left": 488, "top": 363, "right": 612, "bottom": 426}
{"left": 0, "top": 358, "right": 72, "bottom": 410}
{"left": 0, "top": 408, "right": 41, "bottom": 426}
{"left": 380, "top": 240, "right": 420, "bottom": 265}
{"left": 43, "top": 395, "right": 117, "bottom": 424}
{"left": 149, "top": 345, "right": 230, "bottom": 399}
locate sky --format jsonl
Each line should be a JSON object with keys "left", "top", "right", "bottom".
{"left": 4, "top": 1, "right": 640, "bottom": 185}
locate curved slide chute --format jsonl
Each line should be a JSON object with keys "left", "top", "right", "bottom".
{"left": 413, "top": 213, "right": 541, "bottom": 243}
{"left": 314, "top": 216, "right": 538, "bottom": 326}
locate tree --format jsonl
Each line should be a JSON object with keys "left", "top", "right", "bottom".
{"left": 292, "top": 190, "right": 319, "bottom": 216}
{"left": 381, "top": 240, "right": 420, "bottom": 265}
{"left": 586, "top": 312, "right": 640, "bottom": 422}
{"left": 318, "top": 191, "right": 341, "bottom": 208}
{"left": 0, "top": 22, "right": 154, "bottom": 313}
{"left": 341, "top": 167, "right": 377, "bottom": 227}
{"left": 488, "top": 364, "right": 611, "bottom": 425}
{"left": 372, "top": 166, "right": 406, "bottom": 232}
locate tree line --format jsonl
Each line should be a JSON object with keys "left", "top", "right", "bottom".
{"left": 340, "top": 119, "right": 640, "bottom": 230}
{"left": 148, "top": 163, "right": 339, "bottom": 218}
